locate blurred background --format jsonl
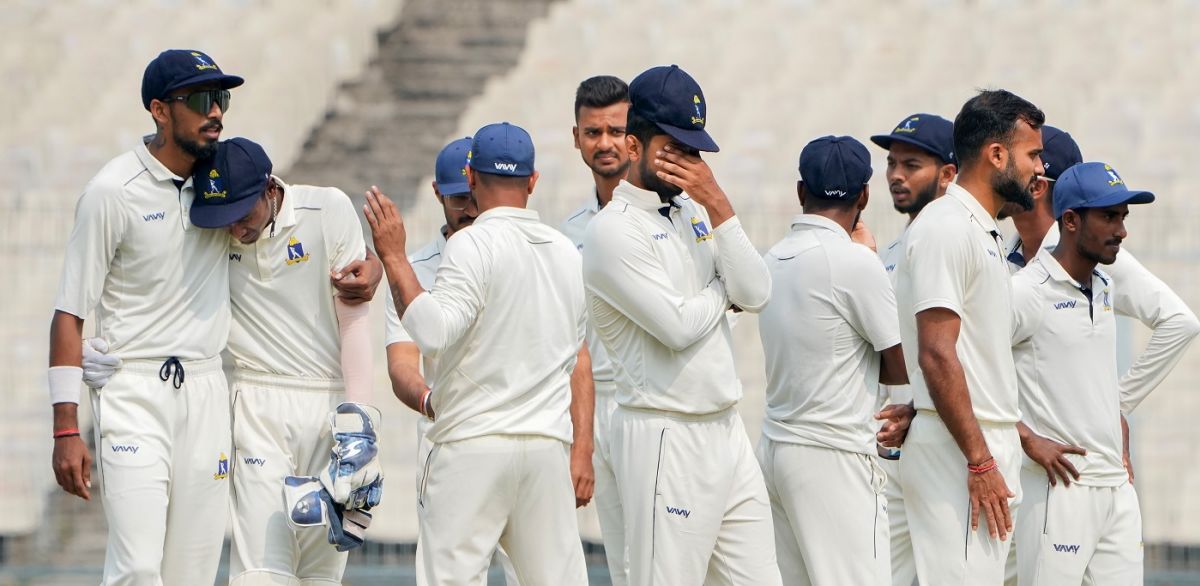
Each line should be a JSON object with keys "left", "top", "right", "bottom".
{"left": 3, "top": 0, "right": 1200, "bottom": 583}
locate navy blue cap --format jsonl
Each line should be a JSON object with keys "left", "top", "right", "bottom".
{"left": 190, "top": 138, "right": 272, "bottom": 228}
{"left": 870, "top": 113, "right": 955, "bottom": 164}
{"left": 1039, "top": 125, "right": 1082, "bottom": 180}
{"left": 434, "top": 137, "right": 472, "bottom": 196}
{"left": 142, "top": 49, "right": 244, "bottom": 110}
{"left": 799, "top": 136, "right": 874, "bottom": 200}
{"left": 628, "top": 65, "right": 719, "bottom": 153}
{"left": 470, "top": 123, "right": 534, "bottom": 177}
{"left": 1053, "top": 162, "right": 1154, "bottom": 220}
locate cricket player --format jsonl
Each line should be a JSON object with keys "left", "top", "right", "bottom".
{"left": 894, "top": 89, "right": 1045, "bottom": 585}
{"left": 757, "top": 135, "right": 908, "bottom": 585}
{"left": 368, "top": 122, "right": 590, "bottom": 585}
{"left": 560, "top": 74, "right": 630, "bottom": 586}
{"left": 1011, "top": 162, "right": 1177, "bottom": 584}
{"left": 48, "top": 49, "right": 242, "bottom": 585}
{"left": 869, "top": 112, "right": 958, "bottom": 586}
{"left": 185, "top": 137, "right": 381, "bottom": 583}
{"left": 581, "top": 65, "right": 780, "bottom": 586}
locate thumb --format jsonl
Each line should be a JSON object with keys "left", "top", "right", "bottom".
{"left": 88, "top": 338, "right": 110, "bottom": 353}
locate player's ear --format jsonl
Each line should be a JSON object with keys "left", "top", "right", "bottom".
{"left": 626, "top": 134, "right": 641, "bottom": 162}
{"left": 987, "top": 142, "right": 1007, "bottom": 171}
{"left": 527, "top": 171, "right": 540, "bottom": 195}
{"left": 857, "top": 185, "right": 870, "bottom": 211}
{"left": 796, "top": 181, "right": 806, "bottom": 207}
{"left": 466, "top": 167, "right": 478, "bottom": 191}
{"left": 572, "top": 126, "right": 581, "bottom": 150}
{"left": 940, "top": 163, "right": 957, "bottom": 188}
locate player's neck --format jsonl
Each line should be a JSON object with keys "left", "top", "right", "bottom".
{"left": 1012, "top": 206, "right": 1054, "bottom": 259}
{"left": 1051, "top": 241, "right": 1097, "bottom": 285}
{"left": 956, "top": 172, "right": 1003, "bottom": 218}
{"left": 147, "top": 135, "right": 196, "bottom": 178}
{"left": 593, "top": 176, "right": 619, "bottom": 207}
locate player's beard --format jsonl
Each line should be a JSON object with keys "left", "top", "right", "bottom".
{"left": 993, "top": 158, "right": 1035, "bottom": 213}
{"left": 637, "top": 155, "right": 682, "bottom": 202}
{"left": 589, "top": 150, "right": 630, "bottom": 179}
{"left": 175, "top": 121, "right": 221, "bottom": 161}
{"left": 893, "top": 178, "right": 938, "bottom": 215}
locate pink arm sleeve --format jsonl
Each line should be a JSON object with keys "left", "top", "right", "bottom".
{"left": 335, "top": 298, "right": 373, "bottom": 404}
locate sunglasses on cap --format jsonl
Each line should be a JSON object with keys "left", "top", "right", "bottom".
{"left": 162, "top": 89, "right": 231, "bottom": 115}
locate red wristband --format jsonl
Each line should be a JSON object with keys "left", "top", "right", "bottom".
{"left": 53, "top": 428, "right": 81, "bottom": 439}
{"left": 968, "top": 458, "right": 997, "bottom": 475}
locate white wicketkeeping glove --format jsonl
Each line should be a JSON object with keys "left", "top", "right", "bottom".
{"left": 81, "top": 338, "right": 121, "bottom": 389}
{"left": 282, "top": 475, "right": 372, "bottom": 551}
{"left": 320, "top": 402, "right": 384, "bottom": 510}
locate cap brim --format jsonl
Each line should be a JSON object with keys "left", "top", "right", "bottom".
{"left": 870, "top": 134, "right": 945, "bottom": 161}
{"left": 439, "top": 182, "right": 470, "bottom": 196}
{"left": 1088, "top": 189, "right": 1156, "bottom": 209}
{"left": 657, "top": 122, "right": 720, "bottom": 153}
{"left": 190, "top": 194, "right": 259, "bottom": 229}
{"left": 164, "top": 72, "right": 245, "bottom": 96}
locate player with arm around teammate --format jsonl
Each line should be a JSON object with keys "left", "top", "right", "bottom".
{"left": 757, "top": 135, "right": 909, "bottom": 585}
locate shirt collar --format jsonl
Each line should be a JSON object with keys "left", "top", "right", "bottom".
{"left": 475, "top": 206, "right": 541, "bottom": 223}
{"left": 613, "top": 180, "right": 673, "bottom": 213}
{"left": 135, "top": 142, "right": 188, "bottom": 184}
{"left": 946, "top": 183, "right": 1001, "bottom": 234}
{"left": 269, "top": 175, "right": 298, "bottom": 233}
{"left": 1034, "top": 247, "right": 1104, "bottom": 289}
{"left": 791, "top": 214, "right": 850, "bottom": 241}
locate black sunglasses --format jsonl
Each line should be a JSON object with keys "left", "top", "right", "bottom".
{"left": 162, "top": 89, "right": 231, "bottom": 115}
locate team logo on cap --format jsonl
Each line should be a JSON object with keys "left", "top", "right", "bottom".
{"left": 203, "top": 168, "right": 228, "bottom": 200}
{"left": 690, "top": 217, "right": 712, "bottom": 242}
{"left": 1103, "top": 164, "right": 1123, "bottom": 187}
{"left": 691, "top": 95, "right": 705, "bottom": 127}
{"left": 896, "top": 117, "right": 919, "bottom": 134}
{"left": 213, "top": 452, "right": 229, "bottom": 480}
{"left": 286, "top": 236, "right": 310, "bottom": 265}
{"left": 462, "top": 150, "right": 471, "bottom": 176}
{"left": 190, "top": 51, "right": 218, "bottom": 72}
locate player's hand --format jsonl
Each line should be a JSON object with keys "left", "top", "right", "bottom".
{"left": 1020, "top": 430, "right": 1085, "bottom": 487}
{"left": 331, "top": 249, "right": 383, "bottom": 304}
{"left": 52, "top": 435, "right": 92, "bottom": 501}
{"left": 81, "top": 338, "right": 121, "bottom": 389}
{"left": 363, "top": 186, "right": 408, "bottom": 262}
{"left": 967, "top": 465, "right": 1015, "bottom": 541}
{"left": 570, "top": 441, "right": 595, "bottom": 508}
{"left": 322, "top": 403, "right": 384, "bottom": 510}
{"left": 654, "top": 145, "right": 732, "bottom": 217}
{"left": 875, "top": 403, "right": 916, "bottom": 448}
{"left": 1121, "top": 414, "right": 1134, "bottom": 484}
{"left": 851, "top": 218, "right": 877, "bottom": 252}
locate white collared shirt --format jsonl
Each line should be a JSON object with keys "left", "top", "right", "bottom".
{"left": 581, "top": 180, "right": 771, "bottom": 415}
{"left": 401, "top": 207, "right": 585, "bottom": 444}
{"left": 384, "top": 229, "right": 446, "bottom": 382}
{"left": 760, "top": 214, "right": 902, "bottom": 455}
{"left": 879, "top": 230, "right": 913, "bottom": 405}
{"left": 895, "top": 183, "right": 1019, "bottom": 423}
{"left": 1012, "top": 249, "right": 1124, "bottom": 486}
{"left": 1008, "top": 225, "right": 1200, "bottom": 413}
{"left": 560, "top": 194, "right": 615, "bottom": 387}
{"left": 54, "top": 143, "right": 230, "bottom": 360}
{"left": 226, "top": 177, "right": 365, "bottom": 378}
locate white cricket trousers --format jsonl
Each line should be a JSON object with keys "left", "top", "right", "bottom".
{"left": 900, "top": 411, "right": 1022, "bottom": 586}
{"left": 593, "top": 383, "right": 628, "bottom": 586}
{"left": 612, "top": 405, "right": 782, "bottom": 586}
{"left": 1016, "top": 466, "right": 1142, "bottom": 585}
{"left": 228, "top": 370, "right": 347, "bottom": 585}
{"left": 757, "top": 438, "right": 890, "bottom": 585}
{"left": 416, "top": 434, "right": 588, "bottom": 586}
{"left": 90, "top": 356, "right": 230, "bottom": 586}
{"left": 878, "top": 454, "right": 918, "bottom": 586}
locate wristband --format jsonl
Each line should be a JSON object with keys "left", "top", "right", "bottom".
{"left": 48, "top": 366, "right": 84, "bottom": 405}
{"left": 53, "top": 428, "right": 81, "bottom": 439}
{"left": 418, "top": 389, "right": 433, "bottom": 420}
{"left": 968, "top": 457, "right": 997, "bottom": 475}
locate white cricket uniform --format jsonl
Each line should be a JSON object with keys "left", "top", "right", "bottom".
{"left": 757, "top": 214, "right": 900, "bottom": 585}
{"left": 383, "top": 230, "right": 524, "bottom": 586}
{"left": 878, "top": 231, "right": 917, "bottom": 586}
{"left": 582, "top": 180, "right": 780, "bottom": 586}
{"left": 1011, "top": 249, "right": 1147, "bottom": 585}
{"left": 225, "top": 178, "right": 366, "bottom": 585}
{"left": 560, "top": 194, "right": 627, "bottom": 586}
{"left": 402, "top": 207, "right": 588, "bottom": 586}
{"left": 894, "top": 183, "right": 1022, "bottom": 585}
{"left": 54, "top": 143, "right": 232, "bottom": 585}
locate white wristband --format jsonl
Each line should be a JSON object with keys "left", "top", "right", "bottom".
{"left": 48, "top": 366, "right": 84, "bottom": 405}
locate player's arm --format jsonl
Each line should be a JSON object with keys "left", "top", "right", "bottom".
{"left": 569, "top": 343, "right": 595, "bottom": 508}
{"left": 50, "top": 310, "right": 91, "bottom": 501}
{"left": 582, "top": 215, "right": 727, "bottom": 351}
{"left": 653, "top": 145, "right": 771, "bottom": 312}
{"left": 326, "top": 188, "right": 374, "bottom": 404}
{"left": 1017, "top": 421, "right": 1085, "bottom": 487}
{"left": 1107, "top": 249, "right": 1200, "bottom": 413}
{"left": 331, "top": 248, "right": 384, "bottom": 304}
{"left": 917, "top": 308, "right": 1013, "bottom": 540}
{"left": 386, "top": 342, "right": 430, "bottom": 417}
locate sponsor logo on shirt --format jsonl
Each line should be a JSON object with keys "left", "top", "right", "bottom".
{"left": 1053, "top": 543, "right": 1081, "bottom": 554}
{"left": 242, "top": 457, "right": 266, "bottom": 467}
{"left": 690, "top": 217, "right": 712, "bottom": 243}
{"left": 885, "top": 264, "right": 896, "bottom": 273}
{"left": 229, "top": 253, "right": 242, "bottom": 262}
{"left": 286, "top": 236, "right": 310, "bottom": 265}
{"left": 665, "top": 505, "right": 691, "bottom": 519}
{"left": 110, "top": 444, "right": 140, "bottom": 454}
{"left": 1053, "top": 300, "right": 1077, "bottom": 310}
{"left": 652, "top": 232, "right": 669, "bottom": 241}
{"left": 213, "top": 452, "right": 229, "bottom": 480}
{"left": 143, "top": 211, "right": 166, "bottom": 222}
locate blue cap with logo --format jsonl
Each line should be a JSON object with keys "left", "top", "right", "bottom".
{"left": 141, "top": 49, "right": 244, "bottom": 111}
{"left": 190, "top": 138, "right": 272, "bottom": 229}
{"left": 870, "top": 113, "right": 955, "bottom": 164}
{"left": 435, "top": 137, "right": 473, "bottom": 196}
{"left": 1039, "top": 125, "right": 1083, "bottom": 180}
{"left": 799, "top": 136, "right": 873, "bottom": 200}
{"left": 628, "top": 65, "right": 719, "bottom": 153}
{"left": 1052, "top": 162, "right": 1154, "bottom": 219}
{"left": 470, "top": 122, "right": 535, "bottom": 177}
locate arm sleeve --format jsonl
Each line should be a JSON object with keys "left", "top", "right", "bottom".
{"left": 837, "top": 250, "right": 902, "bottom": 351}
{"left": 906, "top": 221, "right": 973, "bottom": 316}
{"left": 1009, "top": 273, "right": 1043, "bottom": 346}
{"left": 1108, "top": 249, "right": 1200, "bottom": 413}
{"left": 582, "top": 214, "right": 728, "bottom": 351}
{"left": 335, "top": 298, "right": 373, "bottom": 403}
{"left": 54, "top": 180, "right": 126, "bottom": 318}
{"left": 324, "top": 188, "right": 368, "bottom": 274}
{"left": 400, "top": 232, "right": 490, "bottom": 356}
{"left": 711, "top": 216, "right": 771, "bottom": 312}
